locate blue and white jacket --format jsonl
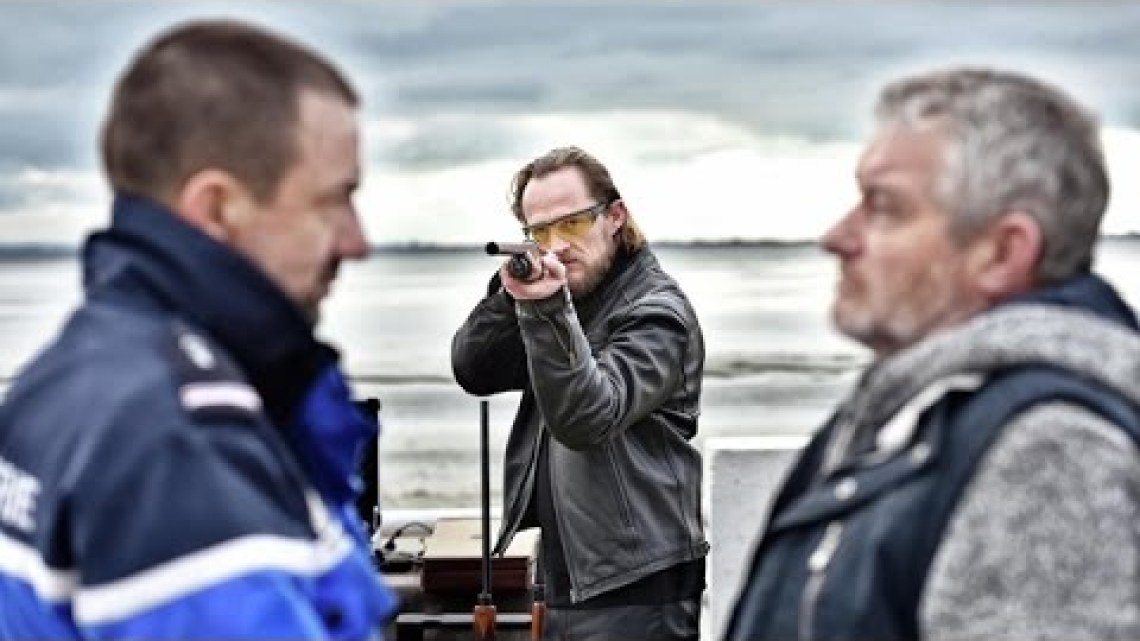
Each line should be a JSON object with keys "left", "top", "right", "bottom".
{"left": 0, "top": 195, "right": 397, "bottom": 639}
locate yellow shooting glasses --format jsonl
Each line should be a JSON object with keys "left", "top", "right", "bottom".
{"left": 522, "top": 201, "right": 610, "bottom": 248}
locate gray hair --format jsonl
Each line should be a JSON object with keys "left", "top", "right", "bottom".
{"left": 875, "top": 67, "right": 1109, "bottom": 285}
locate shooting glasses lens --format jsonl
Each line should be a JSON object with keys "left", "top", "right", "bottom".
{"left": 524, "top": 202, "right": 609, "bottom": 247}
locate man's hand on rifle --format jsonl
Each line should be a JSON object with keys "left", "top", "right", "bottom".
{"left": 501, "top": 250, "right": 567, "bottom": 301}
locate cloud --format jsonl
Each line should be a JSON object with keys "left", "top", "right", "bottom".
{"left": 4, "top": 1, "right": 1140, "bottom": 243}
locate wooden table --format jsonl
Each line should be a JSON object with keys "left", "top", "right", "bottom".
{"left": 382, "top": 520, "right": 540, "bottom": 641}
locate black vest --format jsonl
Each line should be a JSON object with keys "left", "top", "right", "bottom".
{"left": 725, "top": 365, "right": 1140, "bottom": 641}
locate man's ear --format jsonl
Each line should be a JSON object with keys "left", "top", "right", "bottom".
{"left": 172, "top": 169, "right": 248, "bottom": 242}
{"left": 607, "top": 199, "right": 628, "bottom": 235}
{"left": 971, "top": 211, "right": 1042, "bottom": 301}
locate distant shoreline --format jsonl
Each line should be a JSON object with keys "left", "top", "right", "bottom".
{"left": 0, "top": 357, "right": 868, "bottom": 387}
{"left": 6, "top": 234, "right": 1140, "bottom": 260}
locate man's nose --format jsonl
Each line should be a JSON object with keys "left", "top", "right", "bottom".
{"left": 339, "top": 210, "right": 370, "bottom": 260}
{"left": 821, "top": 208, "right": 861, "bottom": 257}
{"left": 546, "top": 232, "right": 572, "bottom": 254}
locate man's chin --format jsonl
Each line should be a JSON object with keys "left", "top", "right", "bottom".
{"left": 832, "top": 307, "right": 873, "bottom": 344}
{"left": 299, "top": 297, "right": 322, "bottom": 327}
{"left": 303, "top": 308, "right": 320, "bottom": 328}
{"left": 567, "top": 275, "right": 596, "bottom": 300}
{"left": 306, "top": 282, "right": 333, "bottom": 326}
{"left": 568, "top": 263, "right": 610, "bottom": 299}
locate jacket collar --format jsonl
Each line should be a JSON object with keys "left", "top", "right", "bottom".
{"left": 827, "top": 272, "right": 1140, "bottom": 471}
{"left": 82, "top": 193, "right": 336, "bottom": 426}
{"left": 573, "top": 245, "right": 650, "bottom": 322}
{"left": 1001, "top": 270, "right": 1139, "bottom": 329}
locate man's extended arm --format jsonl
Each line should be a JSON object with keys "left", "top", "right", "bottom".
{"left": 451, "top": 273, "right": 529, "bottom": 396}
{"left": 516, "top": 288, "right": 692, "bottom": 450}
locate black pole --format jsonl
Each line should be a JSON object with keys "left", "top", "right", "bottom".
{"left": 480, "top": 399, "right": 492, "bottom": 598}
{"left": 473, "top": 399, "right": 496, "bottom": 639}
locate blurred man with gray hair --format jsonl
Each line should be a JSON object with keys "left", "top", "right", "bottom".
{"left": 725, "top": 67, "right": 1140, "bottom": 640}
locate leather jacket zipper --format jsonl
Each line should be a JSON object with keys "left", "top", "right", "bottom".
{"left": 800, "top": 521, "right": 844, "bottom": 641}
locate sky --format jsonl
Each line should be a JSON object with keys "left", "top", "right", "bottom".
{"left": 1, "top": 1, "right": 1139, "bottom": 246}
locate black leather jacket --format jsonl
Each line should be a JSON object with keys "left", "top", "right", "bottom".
{"left": 452, "top": 247, "right": 709, "bottom": 602}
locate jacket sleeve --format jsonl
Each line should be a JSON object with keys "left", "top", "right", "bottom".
{"left": 516, "top": 287, "right": 691, "bottom": 450}
{"left": 451, "top": 272, "right": 529, "bottom": 396}
{"left": 920, "top": 402, "right": 1140, "bottom": 641}
{"left": 71, "top": 387, "right": 391, "bottom": 640}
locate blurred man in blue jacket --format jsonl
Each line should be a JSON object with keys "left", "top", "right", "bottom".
{"left": 0, "top": 19, "right": 396, "bottom": 639}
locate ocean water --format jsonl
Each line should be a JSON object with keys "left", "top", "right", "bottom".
{"left": 4, "top": 240, "right": 1140, "bottom": 508}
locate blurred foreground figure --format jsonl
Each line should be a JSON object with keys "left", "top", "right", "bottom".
{"left": 0, "top": 20, "right": 396, "bottom": 639}
{"left": 453, "top": 147, "right": 708, "bottom": 640}
{"left": 726, "top": 67, "right": 1140, "bottom": 641}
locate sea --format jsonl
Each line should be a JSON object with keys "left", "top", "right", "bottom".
{"left": 2, "top": 1, "right": 1140, "bottom": 509}
{"left": 3, "top": 240, "right": 1140, "bottom": 509}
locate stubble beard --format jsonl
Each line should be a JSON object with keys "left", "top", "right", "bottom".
{"left": 832, "top": 281, "right": 970, "bottom": 358}
{"left": 568, "top": 249, "right": 616, "bottom": 300}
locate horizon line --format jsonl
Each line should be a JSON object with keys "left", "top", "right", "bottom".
{"left": 3, "top": 233, "right": 1140, "bottom": 257}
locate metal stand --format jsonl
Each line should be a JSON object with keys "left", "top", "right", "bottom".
{"left": 472, "top": 400, "right": 497, "bottom": 640}
{"left": 391, "top": 400, "right": 535, "bottom": 641}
